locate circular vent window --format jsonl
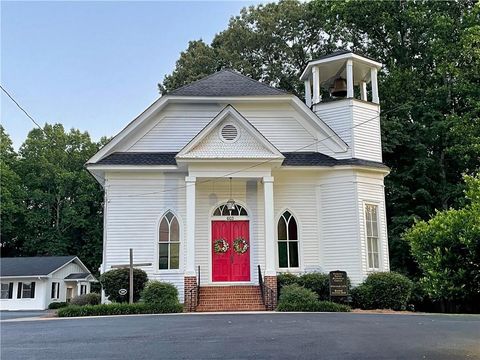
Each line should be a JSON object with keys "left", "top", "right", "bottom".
{"left": 220, "top": 124, "right": 239, "bottom": 143}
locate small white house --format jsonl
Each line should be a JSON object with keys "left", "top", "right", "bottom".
{"left": 0, "top": 256, "right": 96, "bottom": 310}
{"left": 87, "top": 51, "right": 390, "bottom": 311}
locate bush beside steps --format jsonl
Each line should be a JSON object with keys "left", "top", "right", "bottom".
{"left": 277, "top": 284, "right": 350, "bottom": 312}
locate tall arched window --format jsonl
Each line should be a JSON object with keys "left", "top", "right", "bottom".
{"left": 277, "top": 211, "right": 299, "bottom": 268}
{"left": 159, "top": 211, "right": 180, "bottom": 270}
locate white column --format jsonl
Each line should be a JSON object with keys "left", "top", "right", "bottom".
{"left": 304, "top": 78, "right": 312, "bottom": 107}
{"left": 360, "top": 81, "right": 367, "bottom": 101}
{"left": 346, "top": 59, "right": 354, "bottom": 98}
{"left": 263, "top": 176, "right": 276, "bottom": 276}
{"left": 371, "top": 67, "right": 379, "bottom": 104}
{"left": 312, "top": 66, "right": 321, "bottom": 104}
{"left": 185, "top": 176, "right": 196, "bottom": 276}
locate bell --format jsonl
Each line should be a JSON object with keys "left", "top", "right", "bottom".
{"left": 330, "top": 77, "right": 347, "bottom": 97}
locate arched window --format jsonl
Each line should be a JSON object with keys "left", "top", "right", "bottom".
{"left": 159, "top": 211, "right": 180, "bottom": 270}
{"left": 212, "top": 203, "right": 248, "bottom": 217}
{"left": 277, "top": 211, "right": 299, "bottom": 268}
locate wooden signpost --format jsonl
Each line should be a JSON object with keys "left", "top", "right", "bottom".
{"left": 111, "top": 248, "right": 151, "bottom": 304}
{"left": 329, "top": 270, "right": 348, "bottom": 301}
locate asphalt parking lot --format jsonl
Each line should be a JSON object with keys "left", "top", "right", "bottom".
{"left": 1, "top": 312, "right": 479, "bottom": 359}
{"left": 0, "top": 311, "right": 48, "bottom": 321}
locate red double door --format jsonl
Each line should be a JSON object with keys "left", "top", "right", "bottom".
{"left": 212, "top": 220, "right": 250, "bottom": 282}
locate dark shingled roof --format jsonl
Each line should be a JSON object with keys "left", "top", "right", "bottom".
{"left": 0, "top": 256, "right": 77, "bottom": 277}
{"left": 94, "top": 152, "right": 388, "bottom": 170}
{"left": 168, "top": 69, "right": 289, "bottom": 97}
{"left": 95, "top": 152, "right": 177, "bottom": 166}
{"left": 64, "top": 272, "right": 91, "bottom": 280}
{"left": 282, "top": 152, "right": 389, "bottom": 169}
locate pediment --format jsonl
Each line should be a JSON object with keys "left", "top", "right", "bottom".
{"left": 176, "top": 106, "right": 284, "bottom": 160}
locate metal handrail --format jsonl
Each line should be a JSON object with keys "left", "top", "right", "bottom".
{"left": 257, "top": 265, "right": 275, "bottom": 311}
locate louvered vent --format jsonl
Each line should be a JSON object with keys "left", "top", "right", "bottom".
{"left": 220, "top": 124, "right": 238, "bottom": 142}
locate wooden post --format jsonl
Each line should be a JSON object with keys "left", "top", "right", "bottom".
{"left": 129, "top": 248, "right": 133, "bottom": 304}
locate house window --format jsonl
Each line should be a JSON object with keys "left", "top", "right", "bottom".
{"left": 1, "top": 283, "right": 13, "bottom": 299}
{"left": 17, "top": 282, "right": 35, "bottom": 299}
{"left": 80, "top": 285, "right": 87, "bottom": 295}
{"left": 365, "top": 204, "right": 380, "bottom": 269}
{"left": 277, "top": 211, "right": 299, "bottom": 268}
{"left": 159, "top": 211, "right": 180, "bottom": 270}
{"left": 51, "top": 282, "right": 60, "bottom": 299}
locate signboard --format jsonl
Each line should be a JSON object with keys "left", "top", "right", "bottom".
{"left": 118, "top": 288, "right": 127, "bottom": 296}
{"left": 329, "top": 271, "right": 348, "bottom": 297}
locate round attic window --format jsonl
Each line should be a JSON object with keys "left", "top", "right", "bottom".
{"left": 220, "top": 124, "right": 239, "bottom": 143}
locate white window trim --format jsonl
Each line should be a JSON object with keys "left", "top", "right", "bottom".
{"left": 154, "top": 210, "right": 183, "bottom": 274}
{"left": 363, "top": 201, "right": 382, "bottom": 271}
{"left": 1, "top": 282, "right": 12, "bottom": 299}
{"left": 18, "top": 282, "right": 35, "bottom": 299}
{"left": 51, "top": 282, "right": 60, "bottom": 299}
{"left": 276, "top": 209, "right": 301, "bottom": 271}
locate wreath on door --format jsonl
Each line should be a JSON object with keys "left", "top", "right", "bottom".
{"left": 233, "top": 237, "right": 249, "bottom": 254}
{"left": 214, "top": 238, "right": 229, "bottom": 253}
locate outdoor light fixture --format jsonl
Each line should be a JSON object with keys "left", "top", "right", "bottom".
{"left": 226, "top": 177, "right": 236, "bottom": 211}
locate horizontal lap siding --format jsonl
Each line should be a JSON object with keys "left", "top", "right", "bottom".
{"left": 127, "top": 102, "right": 325, "bottom": 154}
{"left": 195, "top": 180, "right": 264, "bottom": 285}
{"left": 356, "top": 174, "right": 390, "bottom": 274}
{"left": 352, "top": 106, "right": 382, "bottom": 162}
{"left": 105, "top": 173, "right": 187, "bottom": 299}
{"left": 319, "top": 174, "right": 364, "bottom": 285}
{"left": 314, "top": 105, "right": 353, "bottom": 159}
{"left": 273, "top": 175, "right": 320, "bottom": 272}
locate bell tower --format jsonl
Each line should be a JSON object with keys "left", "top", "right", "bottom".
{"left": 301, "top": 51, "right": 383, "bottom": 162}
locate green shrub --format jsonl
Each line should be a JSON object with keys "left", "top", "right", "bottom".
{"left": 141, "top": 281, "right": 179, "bottom": 305}
{"left": 298, "top": 273, "right": 330, "bottom": 301}
{"left": 351, "top": 272, "right": 413, "bottom": 310}
{"left": 277, "top": 284, "right": 319, "bottom": 312}
{"left": 57, "top": 302, "right": 183, "bottom": 317}
{"left": 100, "top": 268, "right": 148, "bottom": 303}
{"left": 48, "top": 301, "right": 68, "bottom": 309}
{"left": 277, "top": 273, "right": 300, "bottom": 296}
{"left": 70, "top": 293, "right": 101, "bottom": 306}
{"left": 315, "top": 301, "right": 351, "bottom": 312}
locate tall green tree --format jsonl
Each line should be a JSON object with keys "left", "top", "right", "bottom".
{"left": 0, "top": 126, "right": 25, "bottom": 256}
{"left": 14, "top": 124, "right": 104, "bottom": 273}
{"left": 158, "top": 0, "right": 480, "bottom": 275}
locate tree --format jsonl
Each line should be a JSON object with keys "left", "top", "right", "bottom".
{"left": 404, "top": 174, "right": 480, "bottom": 313}
{"left": 0, "top": 126, "right": 25, "bottom": 256}
{"left": 13, "top": 124, "right": 104, "bottom": 273}
{"left": 158, "top": 0, "right": 480, "bottom": 275}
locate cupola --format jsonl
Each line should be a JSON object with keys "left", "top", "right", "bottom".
{"left": 301, "top": 51, "right": 384, "bottom": 162}
{"left": 300, "top": 50, "right": 382, "bottom": 107}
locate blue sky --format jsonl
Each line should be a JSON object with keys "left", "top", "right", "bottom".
{"left": 1, "top": 1, "right": 263, "bottom": 149}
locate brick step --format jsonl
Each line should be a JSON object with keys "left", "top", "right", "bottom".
{"left": 196, "top": 285, "right": 266, "bottom": 312}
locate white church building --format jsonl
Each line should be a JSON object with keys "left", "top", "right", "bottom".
{"left": 87, "top": 51, "right": 390, "bottom": 311}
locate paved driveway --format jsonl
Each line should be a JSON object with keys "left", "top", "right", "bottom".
{"left": 0, "top": 311, "right": 48, "bottom": 321}
{"left": 1, "top": 313, "right": 479, "bottom": 359}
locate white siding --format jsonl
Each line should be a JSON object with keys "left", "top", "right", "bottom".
{"left": 314, "top": 99, "right": 382, "bottom": 161}
{"left": 50, "top": 261, "right": 91, "bottom": 304}
{"left": 126, "top": 102, "right": 322, "bottom": 154}
{"left": 104, "top": 172, "right": 187, "bottom": 300}
{"left": 0, "top": 279, "right": 47, "bottom": 310}
{"left": 273, "top": 172, "right": 320, "bottom": 272}
{"left": 356, "top": 172, "right": 390, "bottom": 274}
{"left": 352, "top": 104, "right": 382, "bottom": 162}
{"left": 319, "top": 171, "right": 365, "bottom": 285}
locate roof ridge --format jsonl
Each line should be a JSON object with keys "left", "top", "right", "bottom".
{"left": 168, "top": 68, "right": 289, "bottom": 96}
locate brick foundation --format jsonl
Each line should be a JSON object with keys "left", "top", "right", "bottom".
{"left": 184, "top": 276, "right": 197, "bottom": 312}
{"left": 264, "top": 275, "right": 278, "bottom": 309}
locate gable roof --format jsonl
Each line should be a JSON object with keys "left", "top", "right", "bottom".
{"left": 176, "top": 105, "right": 284, "bottom": 160}
{"left": 96, "top": 152, "right": 177, "bottom": 166}
{"left": 0, "top": 256, "right": 79, "bottom": 277}
{"left": 168, "top": 69, "right": 289, "bottom": 97}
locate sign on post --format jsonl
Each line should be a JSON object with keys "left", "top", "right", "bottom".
{"left": 118, "top": 288, "right": 127, "bottom": 296}
{"left": 329, "top": 270, "right": 348, "bottom": 297}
